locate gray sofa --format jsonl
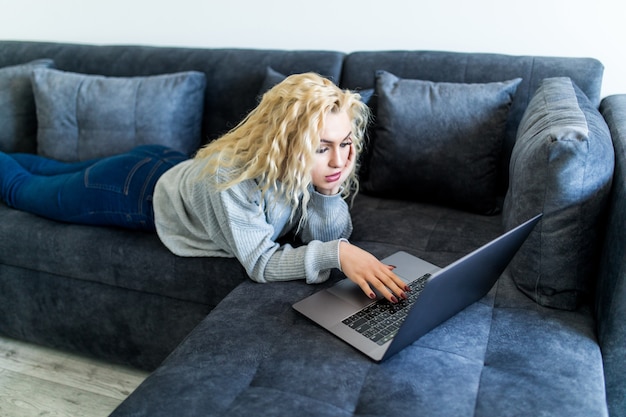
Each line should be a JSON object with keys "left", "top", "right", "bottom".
{"left": 0, "top": 41, "right": 624, "bottom": 417}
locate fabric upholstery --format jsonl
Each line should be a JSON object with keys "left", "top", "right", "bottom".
{"left": 0, "top": 203, "right": 247, "bottom": 369}
{"left": 31, "top": 68, "right": 206, "bottom": 161}
{"left": 0, "top": 42, "right": 616, "bottom": 415}
{"left": 597, "top": 94, "right": 626, "bottom": 417}
{"left": 0, "top": 41, "right": 346, "bottom": 145}
{"left": 503, "top": 77, "right": 614, "bottom": 310}
{"left": 111, "top": 199, "right": 608, "bottom": 416}
{"left": 0, "top": 41, "right": 345, "bottom": 369}
{"left": 0, "top": 59, "right": 54, "bottom": 153}
{"left": 363, "top": 71, "right": 520, "bottom": 214}
{"left": 0, "top": 262, "right": 211, "bottom": 370}
{"left": 348, "top": 194, "right": 505, "bottom": 267}
{"left": 340, "top": 51, "right": 604, "bottom": 194}
{"left": 259, "top": 66, "right": 373, "bottom": 103}
{"left": 111, "top": 257, "right": 607, "bottom": 417}
{"left": 0, "top": 204, "right": 246, "bottom": 307}
{"left": 259, "top": 66, "right": 288, "bottom": 94}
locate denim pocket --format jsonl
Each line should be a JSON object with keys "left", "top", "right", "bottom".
{"left": 84, "top": 157, "right": 152, "bottom": 195}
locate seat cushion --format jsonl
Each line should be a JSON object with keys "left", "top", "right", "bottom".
{"left": 0, "top": 203, "right": 249, "bottom": 369}
{"left": 0, "top": 203, "right": 246, "bottom": 308}
{"left": 110, "top": 273, "right": 606, "bottom": 417}
{"left": 348, "top": 193, "right": 505, "bottom": 267}
{"left": 110, "top": 200, "right": 607, "bottom": 417}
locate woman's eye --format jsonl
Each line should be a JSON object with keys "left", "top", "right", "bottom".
{"left": 340, "top": 141, "right": 353, "bottom": 148}
{"left": 316, "top": 147, "right": 329, "bottom": 154}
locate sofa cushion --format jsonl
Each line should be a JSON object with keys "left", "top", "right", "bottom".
{"left": 259, "top": 66, "right": 288, "bottom": 94}
{"left": 109, "top": 200, "right": 606, "bottom": 416}
{"left": 0, "top": 202, "right": 248, "bottom": 369}
{"left": 0, "top": 42, "right": 346, "bottom": 146}
{"left": 0, "top": 59, "right": 55, "bottom": 153}
{"left": 348, "top": 193, "right": 506, "bottom": 267}
{"left": 362, "top": 71, "right": 521, "bottom": 214}
{"left": 597, "top": 94, "right": 626, "bottom": 417}
{"left": 258, "top": 66, "right": 374, "bottom": 104}
{"left": 110, "top": 270, "right": 607, "bottom": 417}
{"left": 503, "top": 77, "right": 614, "bottom": 310}
{"left": 31, "top": 68, "right": 206, "bottom": 161}
{"left": 340, "top": 51, "right": 605, "bottom": 195}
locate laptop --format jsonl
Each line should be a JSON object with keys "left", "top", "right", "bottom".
{"left": 293, "top": 213, "right": 542, "bottom": 362}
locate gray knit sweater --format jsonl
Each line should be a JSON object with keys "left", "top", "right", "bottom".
{"left": 153, "top": 159, "right": 353, "bottom": 284}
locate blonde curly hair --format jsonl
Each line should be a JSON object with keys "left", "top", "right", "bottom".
{"left": 195, "top": 72, "right": 370, "bottom": 225}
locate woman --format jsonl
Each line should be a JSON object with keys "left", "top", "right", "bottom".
{"left": 0, "top": 73, "right": 408, "bottom": 303}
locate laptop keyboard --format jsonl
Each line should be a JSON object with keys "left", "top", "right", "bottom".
{"left": 341, "top": 273, "right": 431, "bottom": 345}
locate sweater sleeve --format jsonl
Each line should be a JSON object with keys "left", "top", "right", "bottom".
{"left": 208, "top": 181, "right": 343, "bottom": 284}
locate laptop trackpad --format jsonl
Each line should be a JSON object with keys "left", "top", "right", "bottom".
{"left": 327, "top": 279, "right": 374, "bottom": 309}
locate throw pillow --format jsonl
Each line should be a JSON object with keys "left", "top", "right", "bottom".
{"left": 0, "top": 59, "right": 55, "bottom": 153}
{"left": 362, "top": 71, "right": 521, "bottom": 215}
{"left": 258, "top": 66, "right": 374, "bottom": 104}
{"left": 31, "top": 68, "right": 207, "bottom": 161}
{"left": 503, "top": 77, "right": 614, "bottom": 310}
{"left": 259, "top": 66, "right": 288, "bottom": 94}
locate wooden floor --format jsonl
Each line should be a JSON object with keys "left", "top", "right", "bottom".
{"left": 0, "top": 334, "right": 148, "bottom": 417}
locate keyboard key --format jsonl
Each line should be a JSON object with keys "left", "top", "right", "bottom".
{"left": 342, "top": 273, "right": 431, "bottom": 345}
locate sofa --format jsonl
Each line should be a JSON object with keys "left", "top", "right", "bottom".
{"left": 0, "top": 41, "right": 624, "bottom": 417}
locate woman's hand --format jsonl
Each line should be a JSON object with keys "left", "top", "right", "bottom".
{"left": 339, "top": 240, "right": 409, "bottom": 303}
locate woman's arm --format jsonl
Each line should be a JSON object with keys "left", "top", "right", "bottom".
{"left": 207, "top": 180, "right": 407, "bottom": 303}
{"left": 298, "top": 189, "right": 408, "bottom": 302}
{"left": 207, "top": 180, "right": 342, "bottom": 284}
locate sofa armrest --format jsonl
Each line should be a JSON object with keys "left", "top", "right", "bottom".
{"left": 597, "top": 94, "right": 626, "bottom": 417}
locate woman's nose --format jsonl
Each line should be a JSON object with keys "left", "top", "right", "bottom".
{"left": 329, "top": 147, "right": 343, "bottom": 167}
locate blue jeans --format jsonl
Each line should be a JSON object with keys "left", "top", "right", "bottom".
{"left": 0, "top": 145, "right": 188, "bottom": 231}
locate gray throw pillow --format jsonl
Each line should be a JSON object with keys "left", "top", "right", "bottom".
{"left": 362, "top": 71, "right": 521, "bottom": 214}
{"left": 31, "top": 68, "right": 206, "bottom": 161}
{"left": 258, "top": 66, "right": 374, "bottom": 103}
{"left": 503, "top": 77, "right": 614, "bottom": 310}
{"left": 259, "top": 66, "right": 289, "bottom": 95}
{"left": 0, "top": 59, "right": 55, "bottom": 153}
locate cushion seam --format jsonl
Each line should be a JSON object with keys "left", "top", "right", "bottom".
{"left": 350, "top": 361, "right": 375, "bottom": 417}
{"left": 472, "top": 279, "right": 499, "bottom": 417}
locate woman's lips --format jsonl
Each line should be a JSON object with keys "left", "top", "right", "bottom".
{"left": 325, "top": 172, "right": 342, "bottom": 182}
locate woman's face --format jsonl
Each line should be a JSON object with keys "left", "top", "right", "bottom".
{"left": 311, "top": 110, "right": 354, "bottom": 195}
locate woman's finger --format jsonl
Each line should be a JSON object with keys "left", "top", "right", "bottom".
{"left": 369, "top": 270, "right": 408, "bottom": 303}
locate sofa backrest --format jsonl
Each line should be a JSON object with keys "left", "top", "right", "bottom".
{"left": 340, "top": 51, "right": 604, "bottom": 192}
{"left": 597, "top": 95, "right": 626, "bottom": 416}
{"left": 0, "top": 41, "right": 345, "bottom": 146}
{"left": 1, "top": 42, "right": 605, "bottom": 188}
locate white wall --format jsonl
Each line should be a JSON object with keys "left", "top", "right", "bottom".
{"left": 1, "top": 0, "right": 623, "bottom": 97}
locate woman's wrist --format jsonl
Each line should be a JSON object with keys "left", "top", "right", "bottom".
{"left": 337, "top": 238, "right": 349, "bottom": 271}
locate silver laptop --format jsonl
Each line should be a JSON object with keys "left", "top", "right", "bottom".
{"left": 293, "top": 213, "right": 542, "bottom": 362}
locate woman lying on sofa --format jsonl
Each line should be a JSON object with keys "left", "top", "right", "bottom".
{"left": 0, "top": 72, "right": 409, "bottom": 304}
